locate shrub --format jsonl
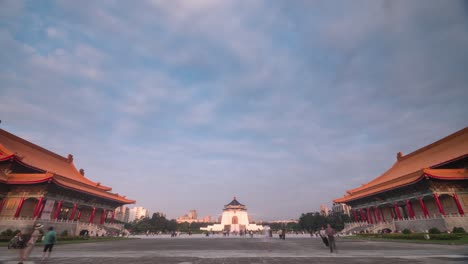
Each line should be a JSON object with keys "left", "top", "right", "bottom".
{"left": 452, "top": 227, "right": 466, "bottom": 234}
{"left": 357, "top": 232, "right": 460, "bottom": 241}
{"left": 0, "top": 229, "right": 14, "bottom": 237}
{"left": 402, "top": 229, "right": 411, "bottom": 234}
{"left": 60, "top": 230, "right": 69, "bottom": 237}
{"left": 428, "top": 227, "right": 441, "bottom": 234}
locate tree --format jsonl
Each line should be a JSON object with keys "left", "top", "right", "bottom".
{"left": 299, "top": 212, "right": 350, "bottom": 232}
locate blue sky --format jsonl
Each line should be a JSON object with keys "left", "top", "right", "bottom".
{"left": 0, "top": 0, "right": 467, "bottom": 221}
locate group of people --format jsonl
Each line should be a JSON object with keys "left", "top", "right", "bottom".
{"left": 319, "top": 224, "right": 337, "bottom": 253}
{"left": 8, "top": 223, "right": 57, "bottom": 263}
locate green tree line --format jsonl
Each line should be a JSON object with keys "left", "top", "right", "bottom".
{"left": 125, "top": 211, "right": 350, "bottom": 234}
{"left": 298, "top": 212, "right": 351, "bottom": 232}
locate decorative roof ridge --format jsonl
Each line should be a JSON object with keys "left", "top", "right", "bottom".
{"left": 52, "top": 174, "right": 115, "bottom": 193}
{"left": 67, "top": 159, "right": 112, "bottom": 190}
{"left": 347, "top": 170, "right": 424, "bottom": 196}
{"left": 0, "top": 143, "right": 13, "bottom": 156}
{"left": 423, "top": 168, "right": 466, "bottom": 173}
{"left": 397, "top": 126, "right": 468, "bottom": 162}
{"left": 346, "top": 160, "right": 401, "bottom": 194}
{"left": 52, "top": 177, "right": 136, "bottom": 204}
{"left": 0, "top": 129, "right": 68, "bottom": 162}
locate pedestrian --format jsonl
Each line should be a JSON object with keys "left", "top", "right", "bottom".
{"left": 280, "top": 228, "right": 286, "bottom": 240}
{"left": 319, "top": 226, "right": 329, "bottom": 248}
{"left": 42, "top": 226, "right": 57, "bottom": 261}
{"left": 19, "top": 223, "right": 43, "bottom": 263}
{"left": 8, "top": 231, "right": 24, "bottom": 249}
{"left": 325, "top": 224, "right": 337, "bottom": 253}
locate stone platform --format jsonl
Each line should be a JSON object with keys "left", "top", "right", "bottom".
{"left": 1, "top": 234, "right": 467, "bottom": 264}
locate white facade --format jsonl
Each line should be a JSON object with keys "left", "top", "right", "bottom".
{"left": 201, "top": 197, "right": 263, "bottom": 232}
{"left": 114, "top": 205, "right": 130, "bottom": 223}
{"left": 332, "top": 203, "right": 351, "bottom": 216}
{"left": 128, "top": 206, "right": 149, "bottom": 222}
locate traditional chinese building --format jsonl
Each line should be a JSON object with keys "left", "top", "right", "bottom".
{"left": 334, "top": 127, "right": 468, "bottom": 233}
{"left": 201, "top": 197, "right": 263, "bottom": 232}
{"left": 0, "top": 129, "right": 135, "bottom": 235}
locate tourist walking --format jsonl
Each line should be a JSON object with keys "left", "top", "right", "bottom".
{"left": 19, "top": 223, "right": 43, "bottom": 263}
{"left": 42, "top": 226, "right": 57, "bottom": 261}
{"left": 319, "top": 226, "right": 329, "bottom": 248}
{"left": 325, "top": 224, "right": 337, "bottom": 253}
{"left": 280, "top": 228, "right": 286, "bottom": 240}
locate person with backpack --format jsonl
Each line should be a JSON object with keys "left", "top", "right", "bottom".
{"left": 319, "top": 226, "right": 329, "bottom": 248}
{"left": 8, "top": 231, "right": 25, "bottom": 250}
{"left": 42, "top": 226, "right": 57, "bottom": 260}
{"left": 19, "top": 223, "right": 43, "bottom": 264}
{"left": 325, "top": 224, "right": 337, "bottom": 253}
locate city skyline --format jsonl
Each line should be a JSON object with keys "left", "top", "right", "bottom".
{"left": 1, "top": 0, "right": 467, "bottom": 220}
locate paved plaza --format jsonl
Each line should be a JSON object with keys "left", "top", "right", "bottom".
{"left": 1, "top": 235, "right": 467, "bottom": 264}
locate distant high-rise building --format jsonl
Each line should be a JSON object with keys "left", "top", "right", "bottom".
{"left": 332, "top": 203, "right": 351, "bottom": 216}
{"left": 203, "top": 215, "right": 211, "bottom": 223}
{"left": 114, "top": 205, "right": 130, "bottom": 223}
{"left": 320, "top": 204, "right": 329, "bottom": 216}
{"left": 188, "top": 210, "right": 197, "bottom": 220}
{"left": 177, "top": 210, "right": 212, "bottom": 223}
{"left": 129, "top": 206, "right": 149, "bottom": 222}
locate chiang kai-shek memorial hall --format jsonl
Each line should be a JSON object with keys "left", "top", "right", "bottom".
{"left": 334, "top": 127, "right": 468, "bottom": 233}
{"left": 0, "top": 129, "right": 135, "bottom": 235}
{"left": 201, "top": 197, "right": 264, "bottom": 233}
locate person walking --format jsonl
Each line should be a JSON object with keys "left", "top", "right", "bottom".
{"left": 280, "top": 228, "right": 286, "bottom": 240}
{"left": 19, "top": 223, "right": 43, "bottom": 263}
{"left": 325, "top": 224, "right": 337, "bottom": 253}
{"left": 42, "top": 226, "right": 57, "bottom": 261}
{"left": 319, "top": 226, "right": 329, "bottom": 248}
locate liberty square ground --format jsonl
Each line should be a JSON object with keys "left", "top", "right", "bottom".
{"left": 1, "top": 235, "right": 467, "bottom": 264}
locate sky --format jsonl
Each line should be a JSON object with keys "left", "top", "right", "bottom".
{"left": 0, "top": 0, "right": 467, "bottom": 221}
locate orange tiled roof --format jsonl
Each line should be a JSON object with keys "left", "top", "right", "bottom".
{"left": 0, "top": 129, "right": 135, "bottom": 204}
{"left": 5, "top": 173, "right": 134, "bottom": 203}
{"left": 334, "top": 127, "right": 468, "bottom": 203}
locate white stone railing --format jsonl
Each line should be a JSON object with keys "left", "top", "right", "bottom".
{"left": 0, "top": 216, "right": 77, "bottom": 223}
{"left": 344, "top": 213, "right": 467, "bottom": 233}
{"left": 1, "top": 217, "right": 124, "bottom": 235}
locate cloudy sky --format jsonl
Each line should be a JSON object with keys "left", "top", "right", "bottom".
{"left": 1, "top": 0, "right": 467, "bottom": 221}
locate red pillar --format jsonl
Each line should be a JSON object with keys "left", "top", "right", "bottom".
{"left": 390, "top": 206, "right": 395, "bottom": 219}
{"left": 14, "top": 197, "right": 25, "bottom": 218}
{"left": 100, "top": 209, "right": 106, "bottom": 224}
{"left": 452, "top": 193, "right": 465, "bottom": 216}
{"left": 380, "top": 207, "right": 385, "bottom": 222}
{"left": 367, "top": 208, "right": 374, "bottom": 224}
{"left": 352, "top": 209, "right": 359, "bottom": 222}
{"left": 418, "top": 197, "right": 429, "bottom": 218}
{"left": 33, "top": 197, "right": 44, "bottom": 218}
{"left": 359, "top": 209, "right": 367, "bottom": 222}
{"left": 69, "top": 203, "right": 77, "bottom": 221}
{"left": 89, "top": 207, "right": 96, "bottom": 223}
{"left": 433, "top": 193, "right": 445, "bottom": 216}
{"left": 53, "top": 200, "right": 63, "bottom": 220}
{"left": 372, "top": 207, "right": 378, "bottom": 223}
{"left": 375, "top": 207, "right": 382, "bottom": 223}
{"left": 394, "top": 203, "right": 402, "bottom": 220}
{"left": 111, "top": 210, "right": 115, "bottom": 224}
{"left": 37, "top": 202, "right": 45, "bottom": 218}
{"left": 0, "top": 198, "right": 6, "bottom": 215}
{"left": 405, "top": 200, "right": 415, "bottom": 219}
{"left": 77, "top": 210, "right": 82, "bottom": 221}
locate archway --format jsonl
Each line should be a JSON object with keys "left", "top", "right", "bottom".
{"left": 232, "top": 216, "right": 238, "bottom": 224}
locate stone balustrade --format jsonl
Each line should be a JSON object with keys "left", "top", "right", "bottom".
{"left": 344, "top": 213, "right": 467, "bottom": 233}
{"left": 0, "top": 217, "right": 125, "bottom": 236}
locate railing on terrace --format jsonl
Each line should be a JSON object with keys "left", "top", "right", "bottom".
{"left": 0, "top": 217, "right": 124, "bottom": 229}
{"left": 345, "top": 212, "right": 466, "bottom": 226}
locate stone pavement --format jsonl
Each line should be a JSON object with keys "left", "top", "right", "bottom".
{"left": 1, "top": 235, "right": 467, "bottom": 264}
